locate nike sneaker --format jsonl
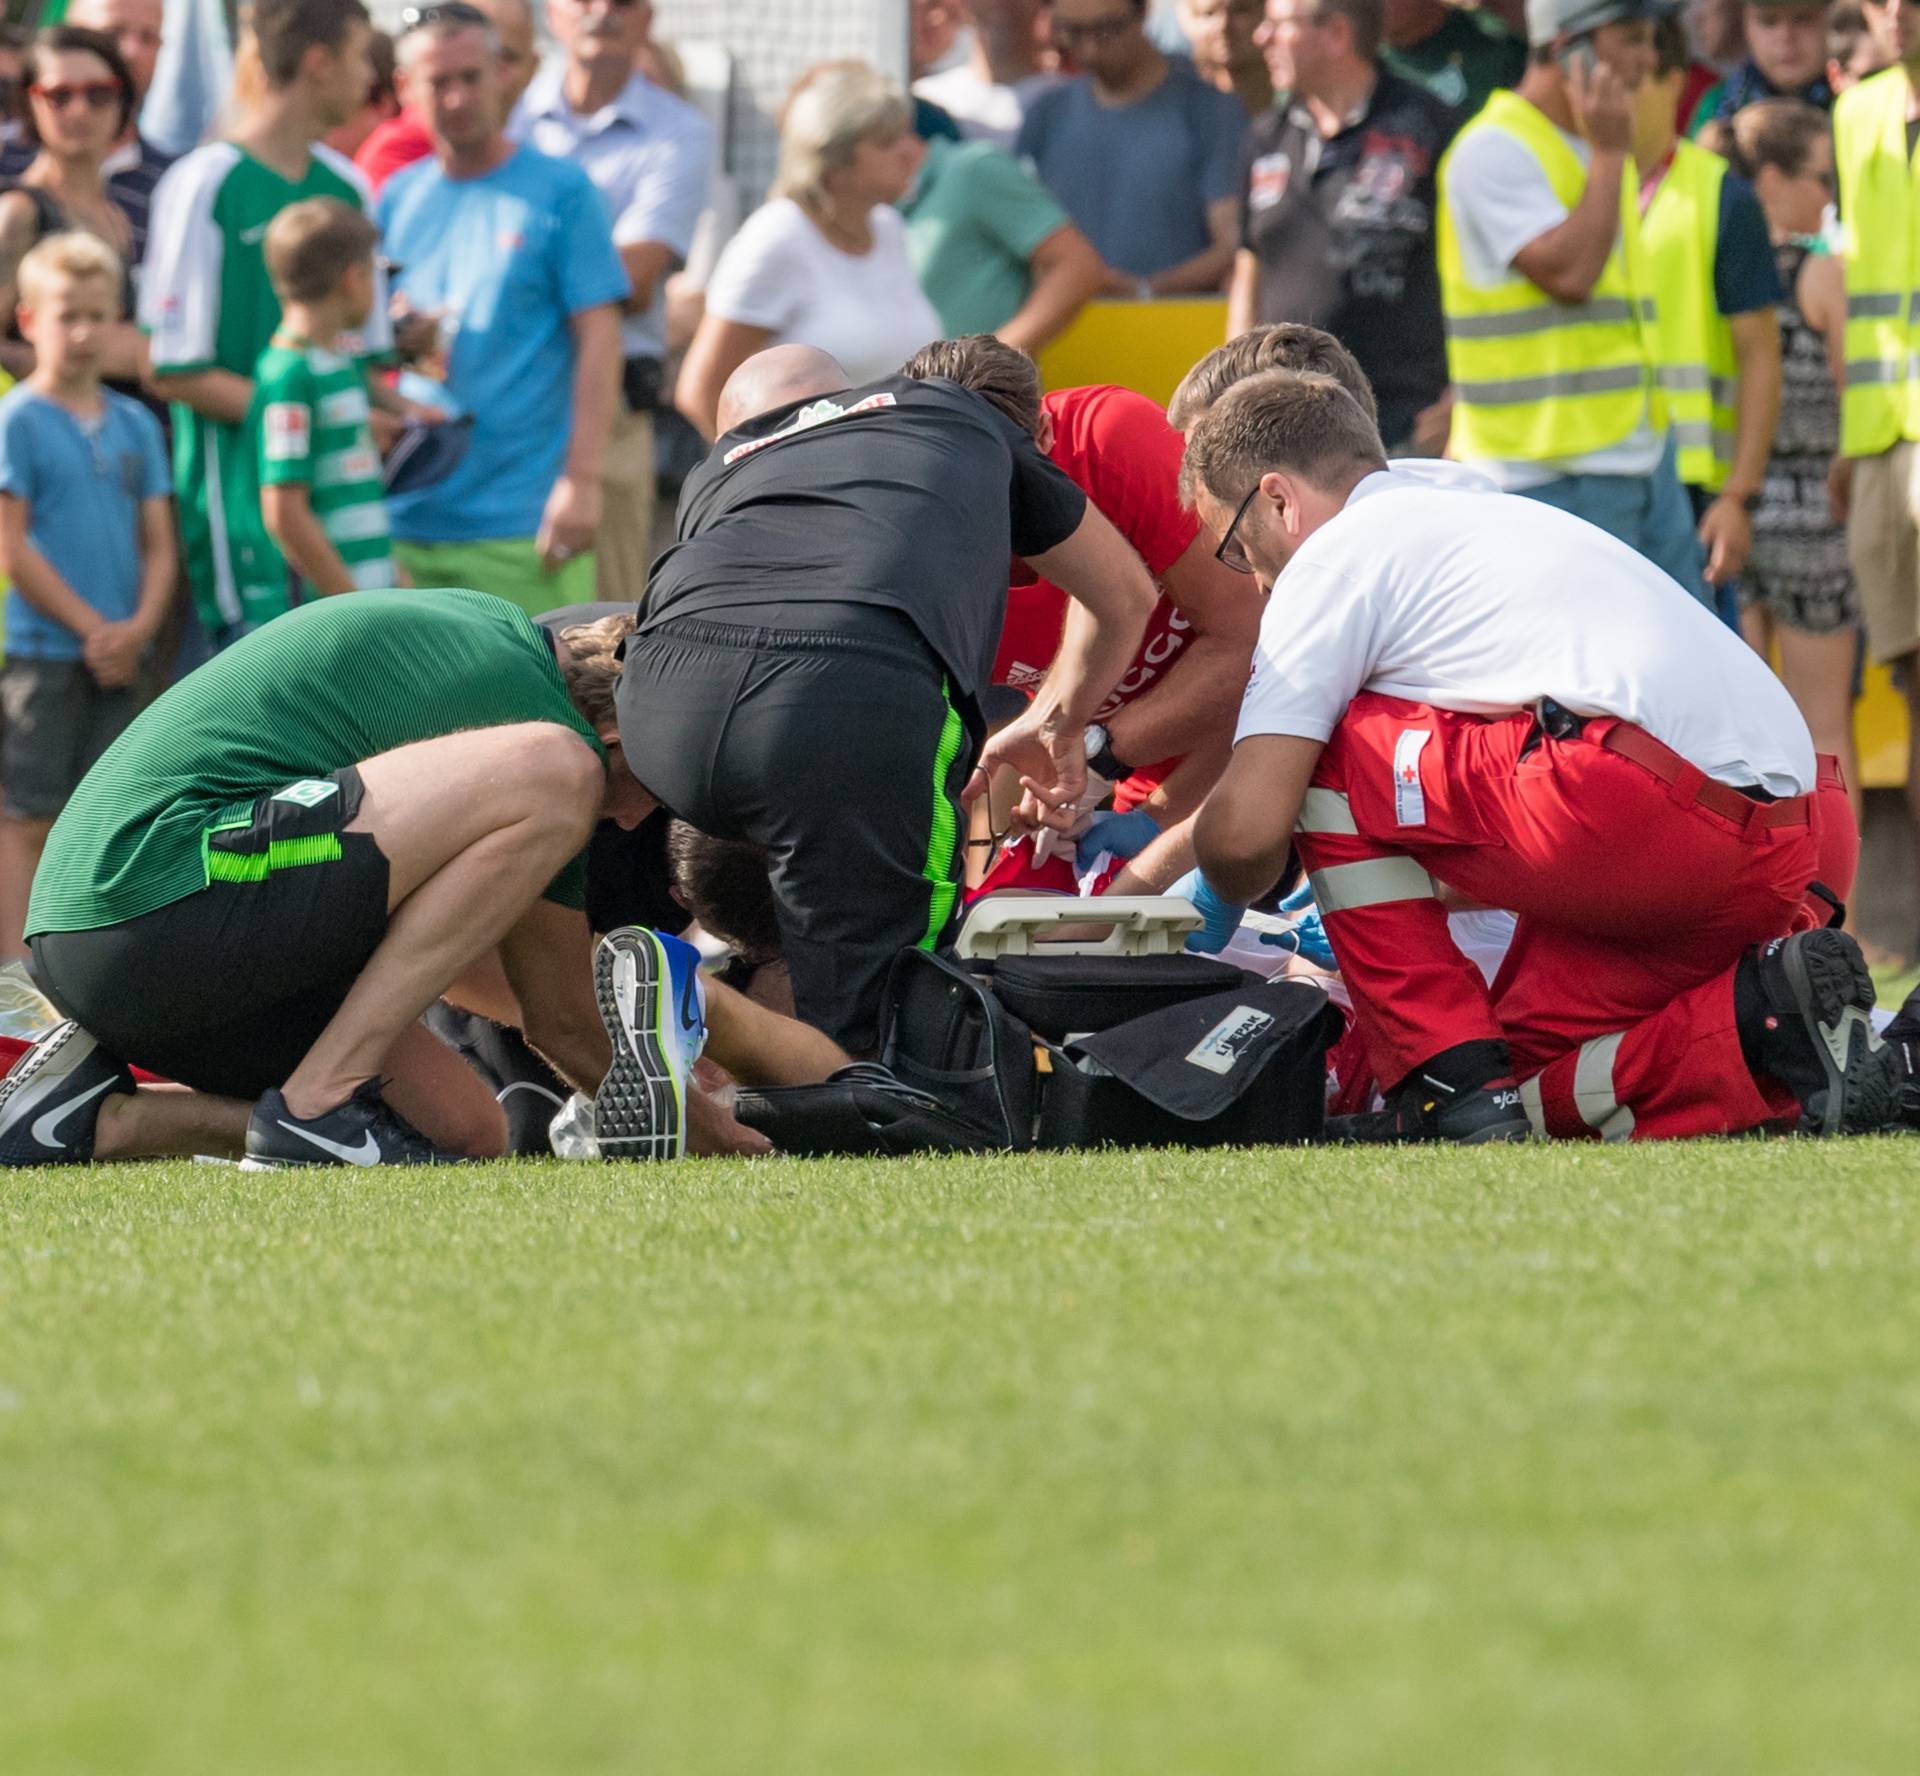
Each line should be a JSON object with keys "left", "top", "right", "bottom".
{"left": 242, "top": 1079, "right": 451, "bottom": 1169}
{"left": 0, "top": 1021, "right": 135, "bottom": 1165}
{"left": 591, "top": 926, "right": 708, "bottom": 1160}
{"left": 1735, "top": 928, "right": 1900, "bottom": 1135}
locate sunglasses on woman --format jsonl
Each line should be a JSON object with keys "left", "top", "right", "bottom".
{"left": 29, "top": 80, "right": 123, "bottom": 111}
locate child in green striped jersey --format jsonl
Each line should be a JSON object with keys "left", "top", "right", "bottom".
{"left": 252, "top": 197, "right": 396, "bottom": 601}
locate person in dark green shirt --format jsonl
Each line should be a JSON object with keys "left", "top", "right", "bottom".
{"left": 1380, "top": 0, "right": 1526, "bottom": 120}
{"left": 2, "top": 590, "right": 847, "bottom": 1168}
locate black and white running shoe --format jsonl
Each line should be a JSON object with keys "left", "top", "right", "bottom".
{"left": 242, "top": 1079, "right": 451, "bottom": 1169}
{"left": 591, "top": 926, "right": 707, "bottom": 1160}
{"left": 1737, "top": 929, "right": 1900, "bottom": 1135}
{"left": 0, "top": 1021, "right": 135, "bottom": 1165}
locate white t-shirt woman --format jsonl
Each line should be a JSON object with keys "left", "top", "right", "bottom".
{"left": 674, "top": 64, "right": 946, "bottom": 438}
{"left": 703, "top": 196, "right": 941, "bottom": 388}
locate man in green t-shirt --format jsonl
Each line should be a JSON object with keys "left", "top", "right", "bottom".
{"left": 140, "top": 0, "right": 397, "bottom": 643}
{"left": 0, "top": 593, "right": 849, "bottom": 1168}
{"left": 254, "top": 198, "right": 397, "bottom": 598}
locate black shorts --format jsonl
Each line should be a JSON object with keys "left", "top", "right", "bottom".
{"left": 617, "top": 610, "right": 979, "bottom": 1054}
{"left": 30, "top": 767, "right": 391, "bottom": 1099}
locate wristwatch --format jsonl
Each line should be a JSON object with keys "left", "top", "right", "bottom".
{"left": 1084, "top": 722, "right": 1132, "bottom": 782}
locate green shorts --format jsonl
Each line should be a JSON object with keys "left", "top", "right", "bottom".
{"left": 394, "top": 538, "right": 598, "bottom": 618}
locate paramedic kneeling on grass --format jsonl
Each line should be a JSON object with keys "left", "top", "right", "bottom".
{"left": 1175, "top": 368, "right": 1893, "bottom": 1143}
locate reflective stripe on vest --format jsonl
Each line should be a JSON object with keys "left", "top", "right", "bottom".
{"left": 1643, "top": 139, "right": 1738, "bottom": 490}
{"left": 1835, "top": 65, "right": 1920, "bottom": 456}
{"left": 1437, "top": 90, "right": 1658, "bottom": 463}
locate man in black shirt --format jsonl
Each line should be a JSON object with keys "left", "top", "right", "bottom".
{"left": 619, "top": 344, "right": 1159, "bottom": 1052}
{"left": 1229, "top": 0, "right": 1460, "bottom": 451}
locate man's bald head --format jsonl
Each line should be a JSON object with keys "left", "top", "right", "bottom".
{"left": 715, "top": 345, "right": 852, "bottom": 435}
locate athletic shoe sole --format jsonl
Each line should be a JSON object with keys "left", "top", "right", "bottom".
{"left": 1779, "top": 929, "right": 1899, "bottom": 1135}
{"left": 592, "top": 928, "right": 685, "bottom": 1160}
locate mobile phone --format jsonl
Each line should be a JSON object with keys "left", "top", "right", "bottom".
{"left": 1558, "top": 37, "right": 1597, "bottom": 82}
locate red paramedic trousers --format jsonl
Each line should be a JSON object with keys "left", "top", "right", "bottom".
{"left": 1295, "top": 694, "right": 1858, "bottom": 1140}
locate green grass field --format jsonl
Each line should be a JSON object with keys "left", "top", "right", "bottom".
{"left": 4, "top": 1141, "right": 1918, "bottom": 1773}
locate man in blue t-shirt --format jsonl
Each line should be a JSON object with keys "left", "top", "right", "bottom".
{"left": 1016, "top": 0, "right": 1248, "bottom": 292}
{"left": 377, "top": 7, "right": 628, "bottom": 616}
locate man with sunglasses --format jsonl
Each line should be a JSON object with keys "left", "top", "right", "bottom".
{"left": 1015, "top": 0, "right": 1249, "bottom": 296}
{"left": 514, "top": 0, "right": 713, "bottom": 605}
{"left": 1171, "top": 367, "right": 1895, "bottom": 1143}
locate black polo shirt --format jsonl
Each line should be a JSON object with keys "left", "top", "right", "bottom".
{"left": 644, "top": 375, "right": 1087, "bottom": 701}
{"left": 1239, "top": 71, "right": 1461, "bottom": 444}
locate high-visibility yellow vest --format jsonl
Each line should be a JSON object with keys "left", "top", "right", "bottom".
{"left": 1834, "top": 64, "right": 1920, "bottom": 457}
{"left": 1437, "top": 90, "right": 1659, "bottom": 462}
{"left": 1642, "top": 138, "right": 1738, "bottom": 491}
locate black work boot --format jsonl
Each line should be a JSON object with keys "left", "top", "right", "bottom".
{"left": 1329, "top": 1039, "right": 1532, "bottom": 1145}
{"left": 1734, "top": 929, "right": 1900, "bottom": 1135}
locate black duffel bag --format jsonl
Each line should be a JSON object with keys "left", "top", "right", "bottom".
{"left": 736, "top": 948, "right": 1338, "bottom": 1156}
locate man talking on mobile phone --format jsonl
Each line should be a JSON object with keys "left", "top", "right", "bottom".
{"left": 1434, "top": 0, "right": 1708, "bottom": 602}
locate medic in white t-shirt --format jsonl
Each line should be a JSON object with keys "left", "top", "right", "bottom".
{"left": 1146, "top": 368, "right": 1895, "bottom": 1143}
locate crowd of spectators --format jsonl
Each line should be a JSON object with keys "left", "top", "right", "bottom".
{"left": 0, "top": 0, "right": 1917, "bottom": 960}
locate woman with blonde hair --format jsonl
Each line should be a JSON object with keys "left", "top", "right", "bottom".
{"left": 675, "top": 61, "right": 941, "bottom": 438}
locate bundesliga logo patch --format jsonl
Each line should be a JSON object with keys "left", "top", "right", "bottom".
{"left": 263, "top": 403, "right": 310, "bottom": 463}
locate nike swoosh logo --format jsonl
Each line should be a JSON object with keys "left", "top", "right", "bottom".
{"left": 240, "top": 222, "right": 269, "bottom": 244}
{"left": 31, "top": 1077, "right": 116, "bottom": 1149}
{"left": 678, "top": 964, "right": 700, "bottom": 1034}
{"left": 275, "top": 1120, "right": 381, "bottom": 1164}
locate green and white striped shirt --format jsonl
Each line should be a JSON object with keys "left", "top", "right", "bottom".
{"left": 254, "top": 332, "right": 395, "bottom": 594}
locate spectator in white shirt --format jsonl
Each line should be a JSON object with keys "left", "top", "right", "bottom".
{"left": 514, "top": 0, "right": 712, "bottom": 598}
{"left": 676, "top": 63, "right": 943, "bottom": 440}
{"left": 913, "top": 0, "right": 1065, "bottom": 149}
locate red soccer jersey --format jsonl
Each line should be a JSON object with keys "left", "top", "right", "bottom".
{"left": 992, "top": 383, "right": 1200, "bottom": 718}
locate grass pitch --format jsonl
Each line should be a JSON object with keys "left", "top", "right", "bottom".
{"left": 3, "top": 1141, "right": 1918, "bottom": 1774}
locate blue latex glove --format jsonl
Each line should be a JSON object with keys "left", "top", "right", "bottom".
{"left": 1168, "top": 866, "right": 1248, "bottom": 954}
{"left": 1259, "top": 880, "right": 1334, "bottom": 969}
{"left": 1075, "top": 807, "right": 1160, "bottom": 872}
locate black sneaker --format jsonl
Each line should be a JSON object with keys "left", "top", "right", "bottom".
{"left": 0, "top": 1021, "right": 134, "bottom": 1165}
{"left": 1328, "top": 1075, "right": 1532, "bottom": 1145}
{"left": 1736, "top": 929, "right": 1900, "bottom": 1135}
{"left": 242, "top": 1079, "right": 451, "bottom": 1169}
{"left": 591, "top": 926, "right": 705, "bottom": 1160}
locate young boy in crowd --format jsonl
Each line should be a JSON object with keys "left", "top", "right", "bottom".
{"left": 0, "top": 232, "right": 171, "bottom": 958}
{"left": 253, "top": 197, "right": 397, "bottom": 599}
